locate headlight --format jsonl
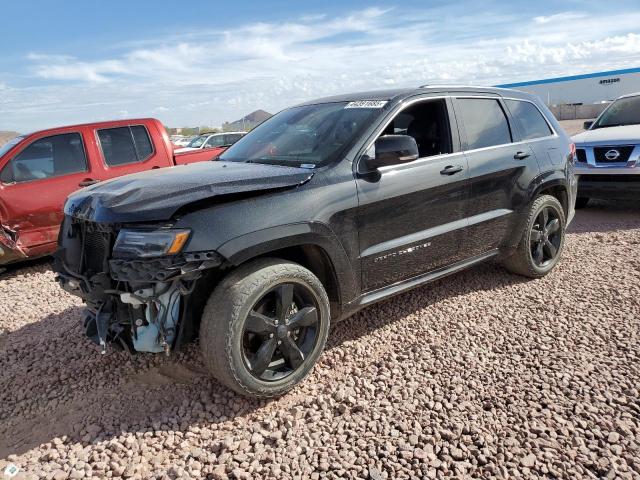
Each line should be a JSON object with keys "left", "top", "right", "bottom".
{"left": 113, "top": 229, "right": 190, "bottom": 258}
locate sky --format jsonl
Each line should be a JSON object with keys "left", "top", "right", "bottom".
{"left": 1, "top": 0, "right": 640, "bottom": 132}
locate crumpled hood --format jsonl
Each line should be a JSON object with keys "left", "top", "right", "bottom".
{"left": 572, "top": 125, "right": 640, "bottom": 145}
{"left": 65, "top": 161, "right": 314, "bottom": 223}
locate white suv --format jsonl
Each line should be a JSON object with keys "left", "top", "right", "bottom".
{"left": 572, "top": 93, "right": 640, "bottom": 207}
{"left": 174, "top": 132, "right": 246, "bottom": 153}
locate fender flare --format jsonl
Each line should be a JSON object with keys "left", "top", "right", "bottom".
{"left": 529, "top": 173, "right": 570, "bottom": 209}
{"left": 216, "top": 221, "right": 358, "bottom": 306}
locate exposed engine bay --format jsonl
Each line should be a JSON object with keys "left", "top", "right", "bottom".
{"left": 55, "top": 216, "right": 223, "bottom": 354}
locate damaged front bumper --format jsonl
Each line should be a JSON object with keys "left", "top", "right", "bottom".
{"left": 55, "top": 217, "right": 224, "bottom": 354}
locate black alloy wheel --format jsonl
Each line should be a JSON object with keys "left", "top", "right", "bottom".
{"left": 529, "top": 206, "right": 562, "bottom": 267}
{"left": 242, "top": 282, "right": 320, "bottom": 381}
{"left": 502, "top": 194, "right": 566, "bottom": 278}
{"left": 200, "top": 259, "right": 330, "bottom": 398}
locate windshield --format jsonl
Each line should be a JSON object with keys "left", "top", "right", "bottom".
{"left": 219, "top": 102, "right": 385, "bottom": 168}
{"left": 593, "top": 96, "right": 640, "bottom": 129}
{"left": 186, "top": 135, "right": 208, "bottom": 148}
{"left": 0, "top": 136, "right": 24, "bottom": 158}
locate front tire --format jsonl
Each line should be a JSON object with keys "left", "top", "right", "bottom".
{"left": 200, "top": 259, "right": 330, "bottom": 398}
{"left": 503, "top": 194, "right": 566, "bottom": 278}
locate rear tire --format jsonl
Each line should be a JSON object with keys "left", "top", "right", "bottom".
{"left": 200, "top": 258, "right": 330, "bottom": 398}
{"left": 503, "top": 194, "right": 566, "bottom": 278}
{"left": 575, "top": 197, "right": 590, "bottom": 209}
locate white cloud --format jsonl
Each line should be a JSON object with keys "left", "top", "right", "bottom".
{"left": 3, "top": 5, "right": 640, "bottom": 131}
{"left": 533, "top": 12, "right": 584, "bottom": 24}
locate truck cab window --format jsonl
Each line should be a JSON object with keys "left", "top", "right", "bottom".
{"left": 381, "top": 99, "right": 452, "bottom": 158}
{"left": 0, "top": 133, "right": 87, "bottom": 183}
{"left": 98, "top": 126, "right": 154, "bottom": 166}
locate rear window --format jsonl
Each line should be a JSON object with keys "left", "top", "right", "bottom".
{"left": 505, "top": 100, "right": 553, "bottom": 140}
{"left": 97, "top": 125, "right": 154, "bottom": 166}
{"left": 457, "top": 98, "right": 512, "bottom": 150}
{"left": 0, "top": 133, "right": 87, "bottom": 184}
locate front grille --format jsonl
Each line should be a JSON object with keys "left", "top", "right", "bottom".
{"left": 594, "top": 146, "right": 634, "bottom": 163}
{"left": 83, "top": 229, "right": 110, "bottom": 273}
{"left": 576, "top": 149, "right": 587, "bottom": 163}
{"left": 64, "top": 219, "right": 115, "bottom": 275}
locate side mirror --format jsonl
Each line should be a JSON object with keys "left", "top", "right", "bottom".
{"left": 360, "top": 135, "right": 419, "bottom": 172}
{"left": 583, "top": 120, "right": 594, "bottom": 130}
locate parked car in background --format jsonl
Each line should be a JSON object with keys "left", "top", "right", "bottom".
{"left": 173, "top": 136, "right": 195, "bottom": 147}
{"left": 174, "top": 132, "right": 245, "bottom": 154}
{"left": 0, "top": 118, "right": 224, "bottom": 267}
{"left": 572, "top": 92, "right": 640, "bottom": 207}
{"left": 55, "top": 86, "right": 576, "bottom": 398}
{"left": 172, "top": 132, "right": 245, "bottom": 165}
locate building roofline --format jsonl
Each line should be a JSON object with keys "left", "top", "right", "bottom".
{"left": 495, "top": 67, "right": 640, "bottom": 88}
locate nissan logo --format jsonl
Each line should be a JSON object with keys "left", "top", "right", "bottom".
{"left": 604, "top": 149, "right": 621, "bottom": 161}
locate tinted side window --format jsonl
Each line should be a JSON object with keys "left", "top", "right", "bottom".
{"left": 98, "top": 126, "right": 154, "bottom": 166}
{"left": 457, "top": 98, "right": 512, "bottom": 150}
{"left": 505, "top": 100, "right": 553, "bottom": 140}
{"left": 0, "top": 133, "right": 87, "bottom": 184}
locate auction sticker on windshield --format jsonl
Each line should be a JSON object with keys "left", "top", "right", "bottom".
{"left": 345, "top": 100, "right": 388, "bottom": 108}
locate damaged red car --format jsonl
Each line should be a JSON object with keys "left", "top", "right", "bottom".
{"left": 0, "top": 118, "right": 230, "bottom": 267}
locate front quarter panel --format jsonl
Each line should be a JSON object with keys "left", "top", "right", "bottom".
{"left": 171, "top": 161, "right": 361, "bottom": 303}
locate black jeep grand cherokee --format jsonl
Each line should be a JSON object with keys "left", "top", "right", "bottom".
{"left": 56, "top": 86, "right": 577, "bottom": 397}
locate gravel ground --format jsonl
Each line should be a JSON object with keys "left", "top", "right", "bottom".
{"left": 1, "top": 202, "right": 639, "bottom": 480}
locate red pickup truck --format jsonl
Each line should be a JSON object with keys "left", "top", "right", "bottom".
{"left": 0, "top": 118, "right": 230, "bottom": 267}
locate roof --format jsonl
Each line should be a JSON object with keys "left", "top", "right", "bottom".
{"left": 296, "top": 85, "right": 531, "bottom": 107}
{"left": 28, "top": 118, "right": 162, "bottom": 138}
{"left": 296, "top": 89, "right": 416, "bottom": 106}
{"left": 496, "top": 67, "right": 640, "bottom": 88}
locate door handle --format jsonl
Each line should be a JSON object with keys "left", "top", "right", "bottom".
{"left": 514, "top": 151, "right": 531, "bottom": 160}
{"left": 440, "top": 165, "right": 464, "bottom": 175}
{"left": 78, "top": 178, "right": 99, "bottom": 187}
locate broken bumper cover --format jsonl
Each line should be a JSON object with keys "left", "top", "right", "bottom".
{"left": 55, "top": 245, "right": 224, "bottom": 354}
{"left": 109, "top": 251, "right": 222, "bottom": 282}
{"left": 56, "top": 250, "right": 224, "bottom": 354}
{"left": 54, "top": 214, "right": 227, "bottom": 354}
